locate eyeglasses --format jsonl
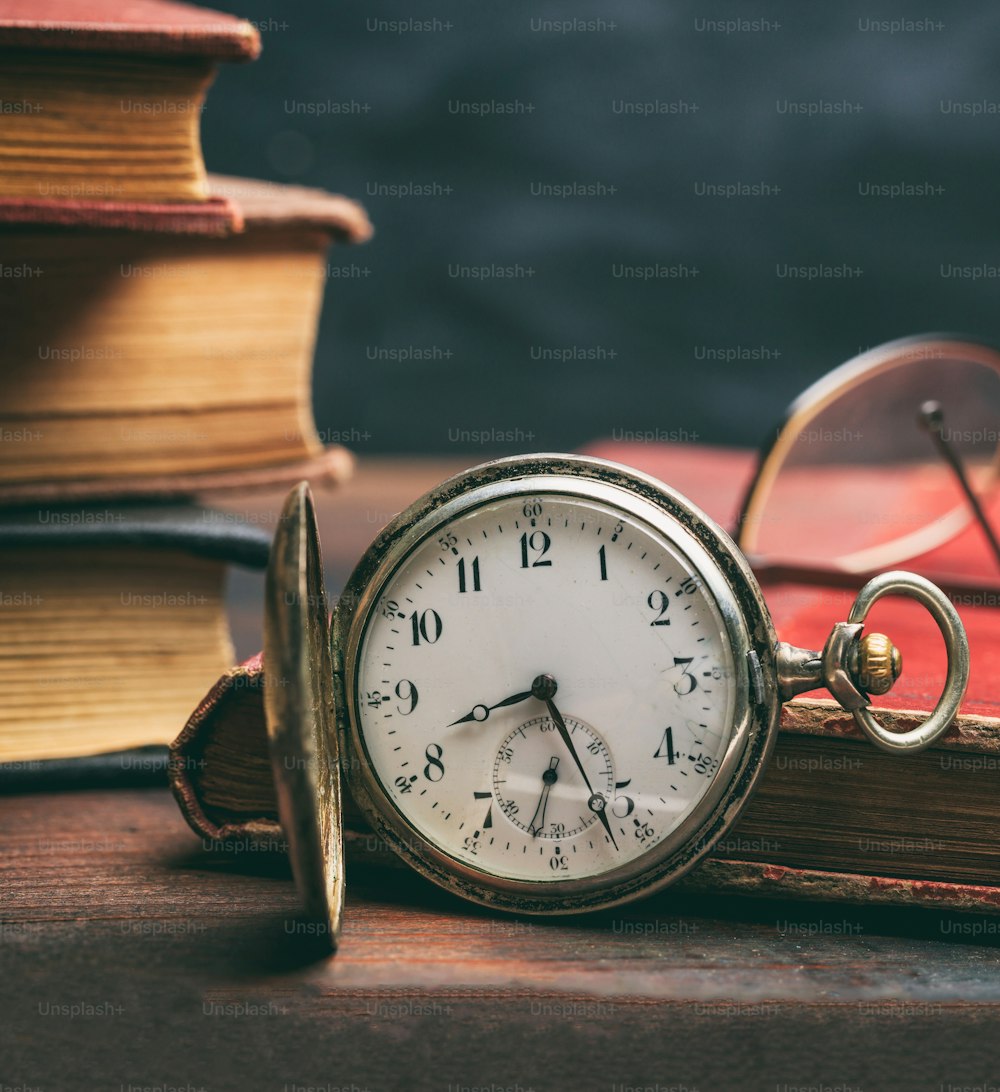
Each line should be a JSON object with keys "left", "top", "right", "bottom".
{"left": 735, "top": 334, "right": 1000, "bottom": 596}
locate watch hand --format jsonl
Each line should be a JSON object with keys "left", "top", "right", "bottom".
{"left": 527, "top": 756, "right": 560, "bottom": 837}
{"left": 532, "top": 673, "right": 619, "bottom": 851}
{"left": 447, "top": 689, "right": 535, "bottom": 727}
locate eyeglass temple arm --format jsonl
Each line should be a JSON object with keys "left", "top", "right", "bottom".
{"left": 919, "top": 400, "right": 1000, "bottom": 572}
{"left": 747, "top": 557, "right": 997, "bottom": 602}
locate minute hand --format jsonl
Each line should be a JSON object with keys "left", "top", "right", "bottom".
{"left": 543, "top": 696, "right": 619, "bottom": 851}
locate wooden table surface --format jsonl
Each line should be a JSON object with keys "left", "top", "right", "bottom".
{"left": 5, "top": 458, "right": 1000, "bottom": 1091}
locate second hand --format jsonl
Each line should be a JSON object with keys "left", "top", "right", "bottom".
{"left": 527, "top": 756, "right": 559, "bottom": 837}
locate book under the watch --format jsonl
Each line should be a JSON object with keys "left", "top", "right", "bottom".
{"left": 169, "top": 443, "right": 1000, "bottom": 914}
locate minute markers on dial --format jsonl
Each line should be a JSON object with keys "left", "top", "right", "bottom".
{"left": 355, "top": 490, "right": 737, "bottom": 884}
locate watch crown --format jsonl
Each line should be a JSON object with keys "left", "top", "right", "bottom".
{"left": 856, "top": 632, "right": 902, "bottom": 696}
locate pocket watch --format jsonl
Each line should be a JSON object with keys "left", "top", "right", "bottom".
{"left": 262, "top": 454, "right": 969, "bottom": 948}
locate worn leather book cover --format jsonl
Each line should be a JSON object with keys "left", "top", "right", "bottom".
{"left": 0, "top": 174, "right": 375, "bottom": 239}
{"left": 169, "top": 651, "right": 1000, "bottom": 913}
{"left": 0, "top": 0, "right": 261, "bottom": 58}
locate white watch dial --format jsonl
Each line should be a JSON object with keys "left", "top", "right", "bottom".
{"left": 353, "top": 491, "right": 737, "bottom": 884}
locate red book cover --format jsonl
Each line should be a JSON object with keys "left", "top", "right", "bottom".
{"left": 0, "top": 0, "right": 261, "bottom": 60}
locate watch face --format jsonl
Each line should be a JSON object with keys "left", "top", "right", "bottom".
{"left": 338, "top": 456, "right": 776, "bottom": 912}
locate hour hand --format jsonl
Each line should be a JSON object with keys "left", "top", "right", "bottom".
{"left": 447, "top": 689, "right": 534, "bottom": 727}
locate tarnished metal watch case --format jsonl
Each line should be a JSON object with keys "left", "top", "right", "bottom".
{"left": 332, "top": 454, "right": 781, "bottom": 914}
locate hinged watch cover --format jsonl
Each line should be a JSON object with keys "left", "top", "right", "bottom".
{"left": 263, "top": 482, "right": 343, "bottom": 950}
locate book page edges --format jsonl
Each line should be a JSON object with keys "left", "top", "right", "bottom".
{"left": 0, "top": 445, "right": 355, "bottom": 506}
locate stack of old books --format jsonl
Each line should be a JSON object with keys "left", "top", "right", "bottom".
{"left": 0, "top": 0, "right": 371, "bottom": 769}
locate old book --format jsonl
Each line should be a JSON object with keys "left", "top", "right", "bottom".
{"left": 0, "top": 0, "right": 259, "bottom": 203}
{"left": 0, "top": 175, "right": 372, "bottom": 503}
{"left": 0, "top": 503, "right": 269, "bottom": 764}
{"left": 170, "top": 443, "right": 1000, "bottom": 912}
{"left": 169, "top": 653, "right": 1000, "bottom": 913}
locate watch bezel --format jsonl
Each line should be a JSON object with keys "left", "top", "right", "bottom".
{"left": 334, "top": 453, "right": 780, "bottom": 914}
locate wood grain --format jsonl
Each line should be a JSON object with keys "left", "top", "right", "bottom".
{"left": 8, "top": 457, "right": 1000, "bottom": 1089}
{"left": 4, "top": 786, "right": 1000, "bottom": 1090}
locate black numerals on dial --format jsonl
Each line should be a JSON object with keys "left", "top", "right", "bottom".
{"left": 520, "top": 531, "right": 552, "bottom": 568}
{"left": 654, "top": 726, "right": 679, "bottom": 764}
{"left": 672, "top": 656, "right": 698, "bottom": 695}
{"left": 692, "top": 752, "right": 719, "bottom": 776}
{"left": 647, "top": 589, "right": 671, "bottom": 625}
{"left": 473, "top": 790, "right": 493, "bottom": 829}
{"left": 612, "top": 778, "right": 635, "bottom": 818}
{"left": 365, "top": 685, "right": 419, "bottom": 714}
{"left": 423, "top": 743, "right": 445, "bottom": 781}
{"left": 457, "top": 556, "right": 481, "bottom": 593}
{"left": 394, "top": 679, "right": 418, "bottom": 714}
{"left": 410, "top": 609, "right": 442, "bottom": 646}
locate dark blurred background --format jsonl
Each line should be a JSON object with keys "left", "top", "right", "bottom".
{"left": 203, "top": 1, "right": 1000, "bottom": 456}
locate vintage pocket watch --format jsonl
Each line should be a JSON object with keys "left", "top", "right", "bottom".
{"left": 263, "top": 454, "right": 969, "bottom": 948}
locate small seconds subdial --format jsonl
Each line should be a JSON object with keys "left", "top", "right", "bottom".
{"left": 492, "top": 716, "right": 614, "bottom": 839}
